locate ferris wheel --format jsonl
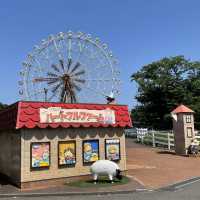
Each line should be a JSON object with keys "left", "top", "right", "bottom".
{"left": 19, "top": 31, "right": 121, "bottom": 103}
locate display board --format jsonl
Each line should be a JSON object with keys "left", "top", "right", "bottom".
{"left": 83, "top": 140, "right": 99, "bottom": 163}
{"left": 105, "top": 139, "right": 120, "bottom": 161}
{"left": 58, "top": 141, "right": 76, "bottom": 166}
{"left": 31, "top": 142, "right": 50, "bottom": 168}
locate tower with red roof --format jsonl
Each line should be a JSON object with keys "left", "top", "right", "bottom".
{"left": 171, "top": 104, "right": 195, "bottom": 155}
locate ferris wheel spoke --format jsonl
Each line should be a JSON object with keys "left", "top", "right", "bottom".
{"left": 47, "top": 72, "right": 59, "bottom": 77}
{"left": 66, "top": 58, "right": 72, "bottom": 72}
{"left": 59, "top": 59, "right": 65, "bottom": 71}
{"left": 84, "top": 85, "right": 107, "bottom": 97}
{"left": 67, "top": 37, "right": 72, "bottom": 60}
{"left": 51, "top": 82, "right": 62, "bottom": 93}
{"left": 47, "top": 79, "right": 60, "bottom": 85}
{"left": 70, "top": 62, "right": 81, "bottom": 74}
{"left": 76, "top": 39, "right": 87, "bottom": 62}
{"left": 60, "top": 87, "right": 65, "bottom": 102}
{"left": 89, "top": 49, "right": 101, "bottom": 60}
{"left": 27, "top": 56, "right": 41, "bottom": 72}
{"left": 73, "top": 78, "right": 86, "bottom": 84}
{"left": 47, "top": 92, "right": 57, "bottom": 102}
{"left": 51, "top": 64, "right": 60, "bottom": 73}
{"left": 42, "top": 48, "right": 56, "bottom": 70}
{"left": 48, "top": 85, "right": 61, "bottom": 101}
{"left": 52, "top": 37, "right": 65, "bottom": 63}
{"left": 72, "top": 70, "right": 85, "bottom": 76}
{"left": 33, "top": 77, "right": 59, "bottom": 83}
{"left": 28, "top": 89, "right": 47, "bottom": 98}
{"left": 39, "top": 50, "right": 50, "bottom": 63}
{"left": 72, "top": 83, "right": 82, "bottom": 92}
{"left": 84, "top": 79, "right": 112, "bottom": 82}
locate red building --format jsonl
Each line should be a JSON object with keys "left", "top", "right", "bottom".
{"left": 0, "top": 101, "right": 132, "bottom": 188}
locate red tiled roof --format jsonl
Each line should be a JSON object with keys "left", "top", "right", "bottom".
{"left": 0, "top": 101, "right": 132, "bottom": 130}
{"left": 171, "top": 104, "right": 194, "bottom": 114}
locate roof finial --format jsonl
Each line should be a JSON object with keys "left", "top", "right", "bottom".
{"left": 106, "top": 91, "right": 116, "bottom": 104}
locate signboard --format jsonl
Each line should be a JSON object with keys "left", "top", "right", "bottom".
{"left": 40, "top": 107, "right": 115, "bottom": 124}
{"left": 105, "top": 139, "right": 120, "bottom": 161}
{"left": 83, "top": 140, "right": 99, "bottom": 163}
{"left": 31, "top": 142, "right": 50, "bottom": 169}
{"left": 58, "top": 141, "right": 76, "bottom": 166}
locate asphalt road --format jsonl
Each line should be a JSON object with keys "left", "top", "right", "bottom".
{"left": 2, "top": 179, "right": 200, "bottom": 200}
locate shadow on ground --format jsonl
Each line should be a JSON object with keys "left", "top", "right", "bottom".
{"left": 0, "top": 174, "right": 10, "bottom": 186}
{"left": 157, "top": 151, "right": 176, "bottom": 155}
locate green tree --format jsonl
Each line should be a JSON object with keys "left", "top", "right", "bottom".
{"left": 0, "top": 103, "right": 8, "bottom": 110}
{"left": 131, "top": 56, "right": 200, "bottom": 130}
{"left": 185, "top": 61, "right": 200, "bottom": 128}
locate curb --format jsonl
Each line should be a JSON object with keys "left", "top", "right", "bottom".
{"left": 157, "top": 176, "right": 200, "bottom": 191}
{"left": 2, "top": 176, "right": 200, "bottom": 197}
{"left": 1, "top": 176, "right": 200, "bottom": 197}
{"left": 0, "top": 188, "right": 150, "bottom": 198}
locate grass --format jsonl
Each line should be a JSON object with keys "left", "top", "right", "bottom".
{"left": 66, "top": 176, "right": 130, "bottom": 188}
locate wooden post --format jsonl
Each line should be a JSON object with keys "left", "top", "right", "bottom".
{"left": 168, "top": 132, "right": 171, "bottom": 150}
{"left": 141, "top": 129, "right": 144, "bottom": 144}
{"left": 136, "top": 128, "right": 139, "bottom": 142}
{"left": 152, "top": 131, "right": 155, "bottom": 147}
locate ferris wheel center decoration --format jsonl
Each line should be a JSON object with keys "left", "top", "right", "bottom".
{"left": 19, "top": 31, "right": 121, "bottom": 104}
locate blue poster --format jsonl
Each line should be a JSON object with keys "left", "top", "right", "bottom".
{"left": 83, "top": 140, "right": 99, "bottom": 163}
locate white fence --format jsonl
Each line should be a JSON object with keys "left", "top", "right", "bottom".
{"left": 136, "top": 128, "right": 148, "bottom": 143}
{"left": 137, "top": 129, "right": 174, "bottom": 150}
{"left": 126, "top": 128, "right": 200, "bottom": 150}
{"left": 125, "top": 128, "right": 137, "bottom": 138}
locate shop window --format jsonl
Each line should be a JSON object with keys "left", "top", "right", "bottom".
{"left": 82, "top": 140, "right": 99, "bottom": 164}
{"left": 31, "top": 142, "right": 50, "bottom": 169}
{"left": 187, "top": 127, "right": 193, "bottom": 138}
{"left": 186, "top": 115, "right": 192, "bottom": 123}
{"left": 58, "top": 141, "right": 76, "bottom": 167}
{"left": 105, "top": 139, "right": 121, "bottom": 161}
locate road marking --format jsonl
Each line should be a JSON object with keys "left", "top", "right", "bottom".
{"left": 132, "top": 176, "right": 146, "bottom": 187}
{"left": 174, "top": 178, "right": 200, "bottom": 190}
{"left": 127, "top": 164, "right": 156, "bottom": 170}
{"left": 135, "top": 188, "right": 150, "bottom": 191}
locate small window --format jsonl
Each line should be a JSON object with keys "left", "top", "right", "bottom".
{"left": 186, "top": 115, "right": 192, "bottom": 123}
{"left": 187, "top": 127, "right": 193, "bottom": 138}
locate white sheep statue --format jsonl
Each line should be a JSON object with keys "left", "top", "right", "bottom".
{"left": 90, "top": 160, "right": 122, "bottom": 184}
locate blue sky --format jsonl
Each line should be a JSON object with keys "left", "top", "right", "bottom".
{"left": 1, "top": 0, "right": 200, "bottom": 108}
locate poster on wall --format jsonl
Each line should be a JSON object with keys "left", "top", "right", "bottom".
{"left": 83, "top": 140, "right": 99, "bottom": 163}
{"left": 58, "top": 141, "right": 76, "bottom": 166}
{"left": 31, "top": 142, "right": 50, "bottom": 168}
{"left": 105, "top": 139, "right": 120, "bottom": 161}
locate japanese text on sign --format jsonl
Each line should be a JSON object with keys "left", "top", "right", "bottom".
{"left": 40, "top": 107, "right": 115, "bottom": 124}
